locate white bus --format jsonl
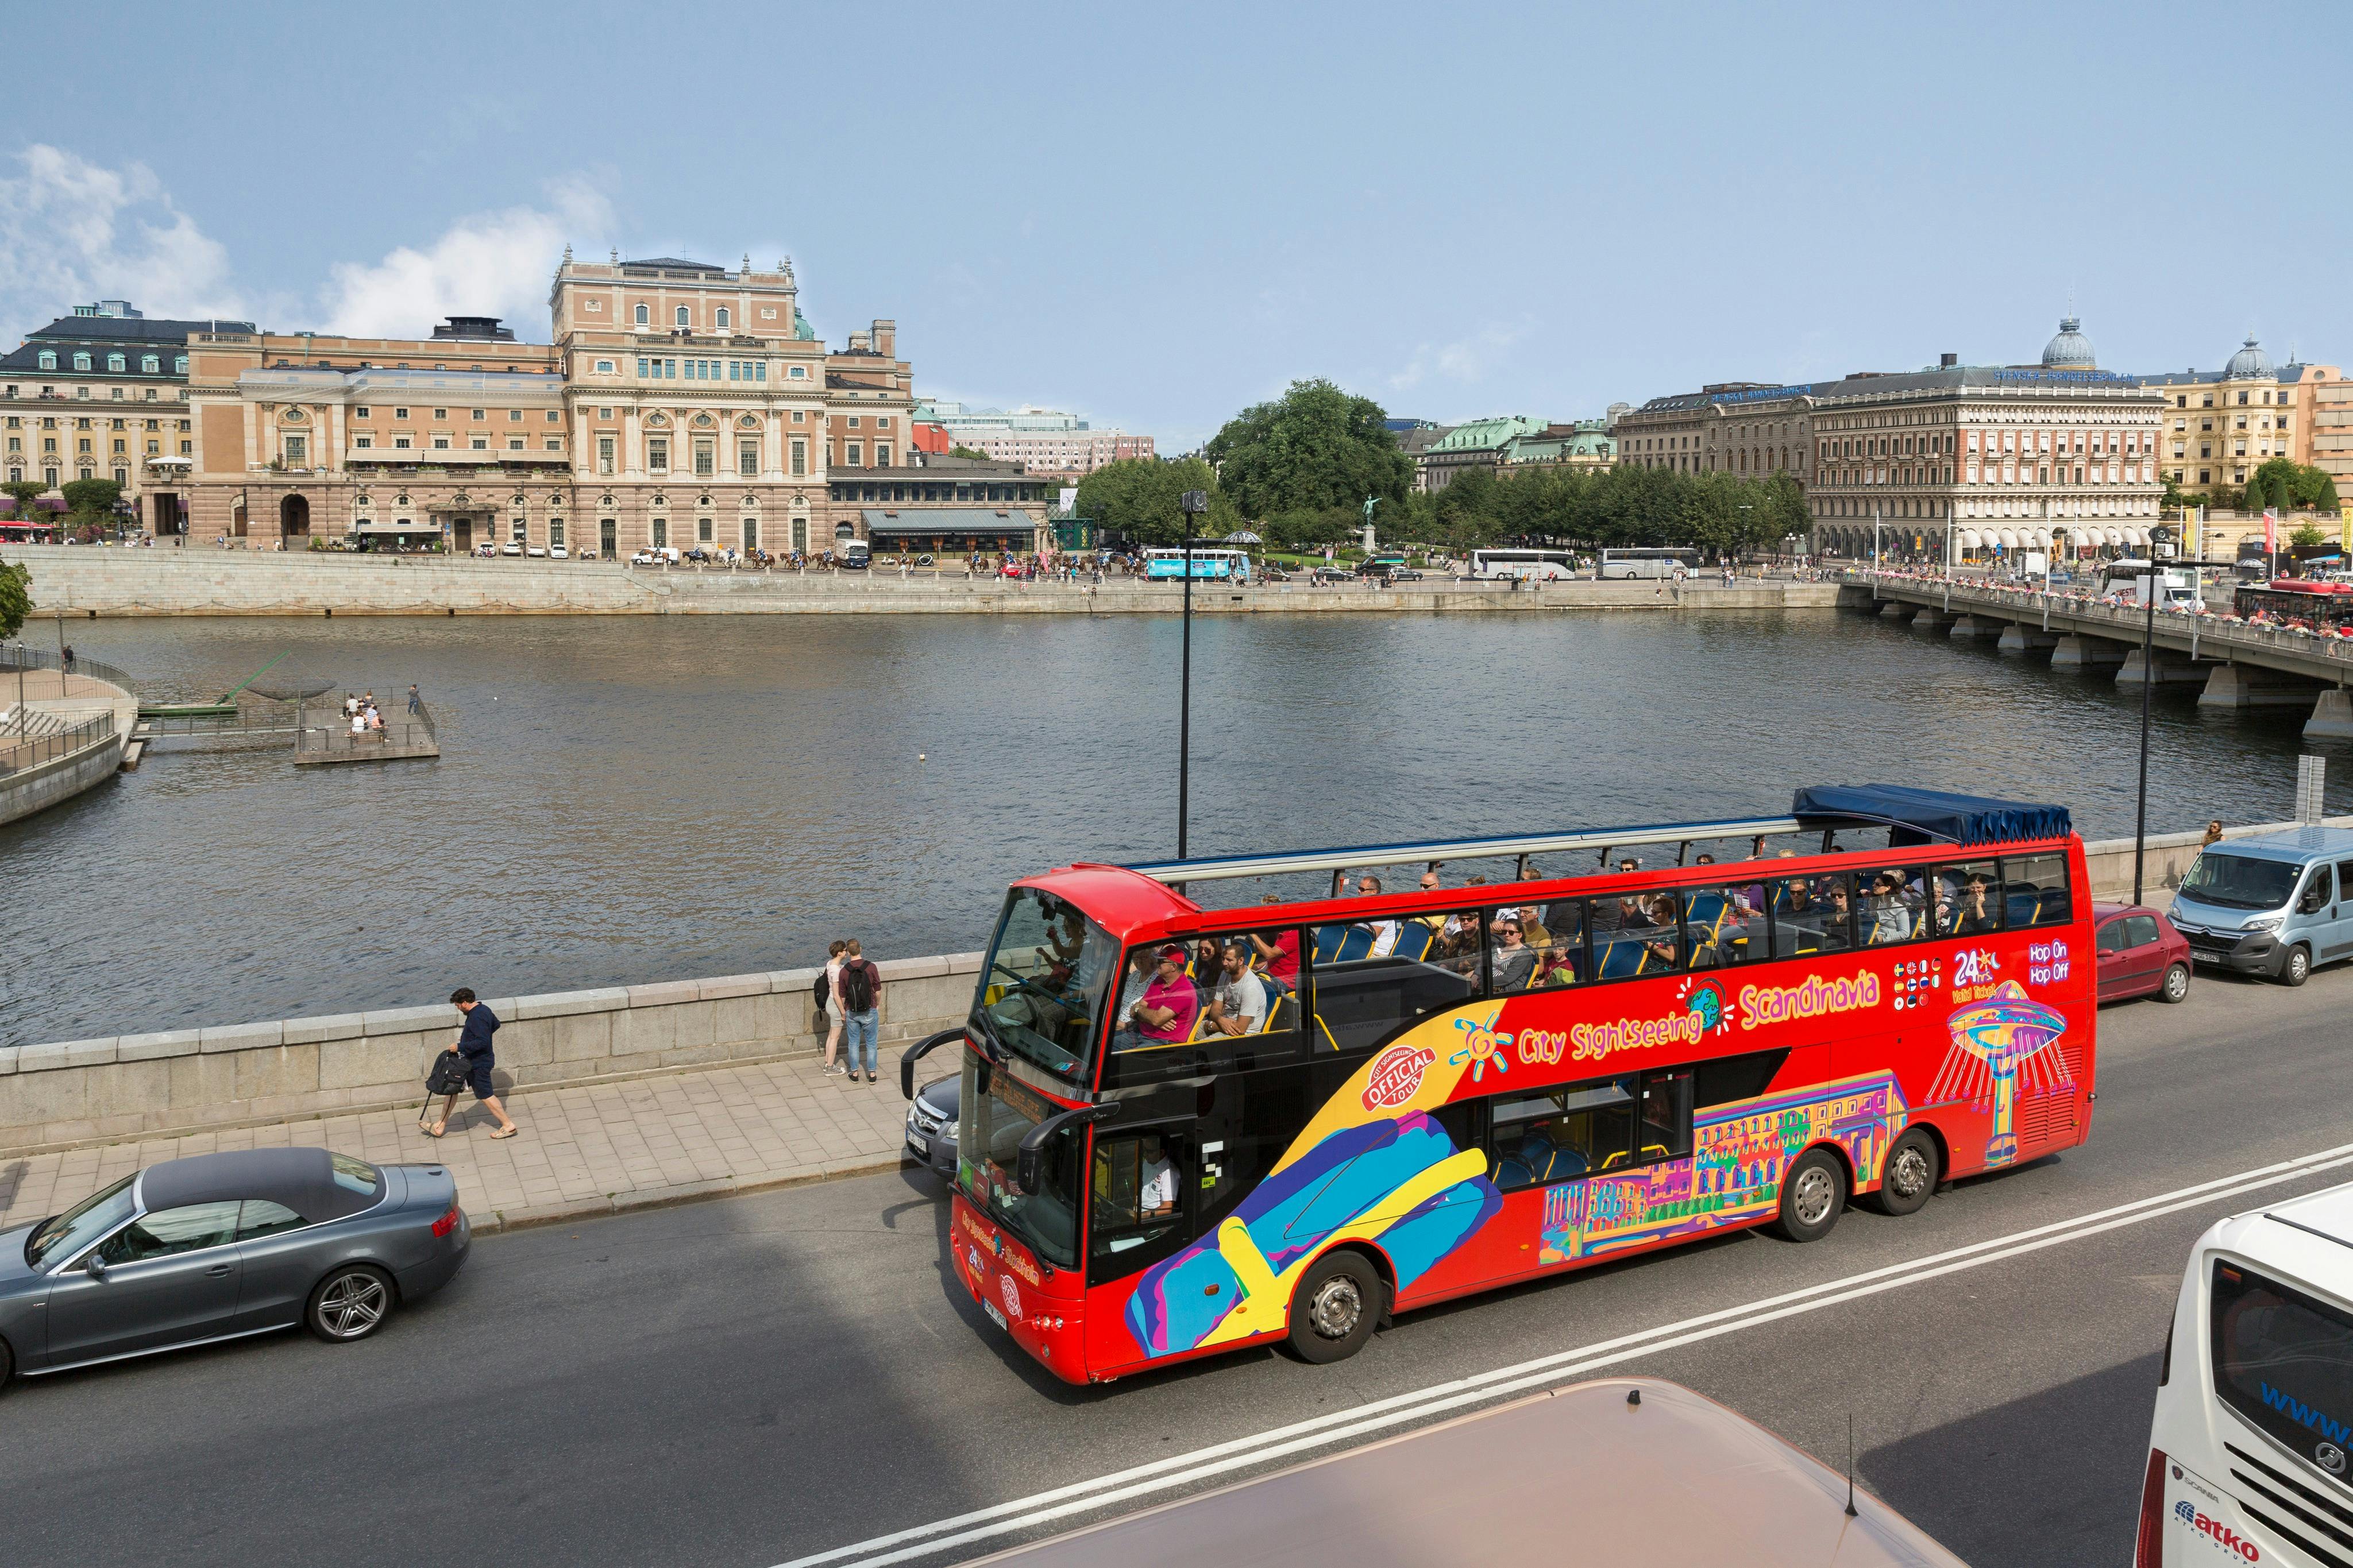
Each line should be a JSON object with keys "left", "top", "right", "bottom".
{"left": 2136, "top": 1178, "right": 2353, "bottom": 1567}
{"left": 1469, "top": 547, "right": 1576, "bottom": 581}
{"left": 1599, "top": 547, "right": 1702, "bottom": 580}
{"left": 1143, "top": 547, "right": 1250, "bottom": 582}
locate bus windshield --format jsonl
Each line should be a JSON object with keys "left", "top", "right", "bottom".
{"left": 959, "top": 1055, "right": 1082, "bottom": 1270}
{"left": 2179, "top": 851, "right": 2301, "bottom": 911}
{"left": 971, "top": 886, "right": 1117, "bottom": 1083}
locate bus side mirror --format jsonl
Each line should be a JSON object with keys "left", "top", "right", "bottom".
{"left": 1017, "top": 1106, "right": 1112, "bottom": 1196}
{"left": 900, "top": 1026, "right": 966, "bottom": 1102}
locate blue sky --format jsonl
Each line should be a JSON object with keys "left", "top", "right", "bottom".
{"left": 4, "top": 2, "right": 2348, "bottom": 448}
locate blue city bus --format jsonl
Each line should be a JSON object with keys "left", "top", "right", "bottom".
{"left": 1143, "top": 547, "right": 1250, "bottom": 582}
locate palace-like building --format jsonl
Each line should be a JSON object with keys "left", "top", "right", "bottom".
{"left": 167, "top": 252, "right": 1052, "bottom": 556}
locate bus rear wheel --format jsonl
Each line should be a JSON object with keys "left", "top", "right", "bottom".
{"left": 1868, "top": 1129, "right": 1939, "bottom": 1217}
{"left": 1287, "top": 1251, "right": 1382, "bottom": 1365}
{"left": 1775, "top": 1149, "right": 1847, "bottom": 1242}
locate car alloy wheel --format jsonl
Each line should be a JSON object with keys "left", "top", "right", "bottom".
{"left": 2161, "top": 963, "right": 2190, "bottom": 1003}
{"left": 310, "top": 1267, "right": 391, "bottom": 1342}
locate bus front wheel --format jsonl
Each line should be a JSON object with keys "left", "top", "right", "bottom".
{"left": 1775, "top": 1149, "right": 1847, "bottom": 1243}
{"left": 1287, "top": 1251, "right": 1382, "bottom": 1365}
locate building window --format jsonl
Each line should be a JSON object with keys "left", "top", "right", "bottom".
{"left": 675, "top": 306, "right": 690, "bottom": 327}
{"left": 789, "top": 365, "right": 807, "bottom": 379}
{"left": 739, "top": 442, "right": 758, "bottom": 477}
{"left": 355, "top": 437, "right": 373, "bottom": 449}
{"left": 635, "top": 304, "right": 649, "bottom": 325}
{"left": 715, "top": 307, "right": 730, "bottom": 329}
{"left": 107, "top": 353, "right": 125, "bottom": 372}
{"left": 504, "top": 408, "right": 520, "bottom": 422}
{"left": 594, "top": 358, "right": 615, "bottom": 373}
{"left": 173, "top": 356, "right": 188, "bottom": 374}
{"left": 597, "top": 436, "right": 615, "bottom": 474}
{"left": 476, "top": 438, "right": 492, "bottom": 450}
{"left": 394, "top": 408, "right": 408, "bottom": 419}
{"left": 394, "top": 437, "right": 411, "bottom": 450}
{"left": 283, "top": 435, "right": 307, "bottom": 464}
{"left": 653, "top": 516, "right": 667, "bottom": 547}
{"left": 847, "top": 415, "right": 861, "bottom": 428}
{"left": 877, "top": 445, "right": 892, "bottom": 467}
{"left": 549, "top": 517, "right": 565, "bottom": 547}
{"left": 648, "top": 438, "right": 668, "bottom": 472}
{"left": 36, "top": 352, "right": 53, "bottom": 369}
{"left": 846, "top": 442, "right": 863, "bottom": 466}
{"left": 693, "top": 439, "right": 714, "bottom": 476}
{"left": 72, "top": 353, "right": 91, "bottom": 370}
{"left": 433, "top": 408, "right": 446, "bottom": 419}
{"left": 544, "top": 439, "right": 561, "bottom": 452}
{"left": 790, "top": 438, "right": 807, "bottom": 477}
{"left": 697, "top": 515, "right": 713, "bottom": 542}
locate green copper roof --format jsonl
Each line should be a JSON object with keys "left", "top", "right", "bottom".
{"left": 1429, "top": 415, "right": 1549, "bottom": 453}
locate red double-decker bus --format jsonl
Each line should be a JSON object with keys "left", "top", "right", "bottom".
{"left": 904, "top": 786, "right": 2096, "bottom": 1385}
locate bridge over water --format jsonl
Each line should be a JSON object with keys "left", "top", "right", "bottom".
{"left": 1843, "top": 571, "right": 2353, "bottom": 740}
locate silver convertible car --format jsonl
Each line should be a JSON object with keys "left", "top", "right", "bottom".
{"left": 0, "top": 1146, "right": 470, "bottom": 1385}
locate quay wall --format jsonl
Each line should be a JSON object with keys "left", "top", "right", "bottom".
{"left": 8, "top": 548, "right": 1842, "bottom": 617}
{"left": 0, "top": 724, "right": 125, "bottom": 827}
{"left": 3, "top": 816, "right": 2336, "bottom": 1159}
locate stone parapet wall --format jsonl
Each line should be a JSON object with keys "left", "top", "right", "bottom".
{"left": 0, "top": 954, "right": 984, "bottom": 1158}
{"left": 10, "top": 548, "right": 1842, "bottom": 617}
{"left": 0, "top": 725, "right": 125, "bottom": 827}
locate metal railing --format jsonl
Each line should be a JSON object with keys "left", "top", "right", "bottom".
{"left": 0, "top": 709, "right": 115, "bottom": 777}
{"left": 0, "top": 642, "right": 140, "bottom": 693}
{"left": 1853, "top": 569, "right": 2353, "bottom": 669}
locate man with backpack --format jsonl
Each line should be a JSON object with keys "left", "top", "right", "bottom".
{"left": 835, "top": 939, "right": 884, "bottom": 1085}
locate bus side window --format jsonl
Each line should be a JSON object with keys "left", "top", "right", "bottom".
{"left": 1857, "top": 865, "right": 1930, "bottom": 947}
{"left": 2001, "top": 853, "right": 2072, "bottom": 928}
{"left": 1492, "top": 902, "right": 1579, "bottom": 994}
{"left": 1639, "top": 1069, "right": 1694, "bottom": 1161}
{"left": 1590, "top": 890, "right": 1683, "bottom": 980}
{"left": 1308, "top": 913, "right": 1482, "bottom": 1055}
{"left": 1694, "top": 1048, "right": 1791, "bottom": 1107}
{"left": 1765, "top": 872, "right": 1853, "bottom": 957}
{"left": 1937, "top": 861, "right": 2005, "bottom": 936}
{"left": 1486, "top": 1079, "right": 1637, "bottom": 1191}
{"left": 1681, "top": 884, "right": 1764, "bottom": 967}
{"left": 1088, "top": 1127, "right": 1191, "bottom": 1283}
{"left": 1102, "top": 930, "right": 1303, "bottom": 1087}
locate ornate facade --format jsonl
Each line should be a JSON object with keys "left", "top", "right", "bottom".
{"left": 171, "top": 252, "right": 1046, "bottom": 555}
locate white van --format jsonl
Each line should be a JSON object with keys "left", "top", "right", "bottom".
{"left": 2136, "top": 1181, "right": 2353, "bottom": 1566}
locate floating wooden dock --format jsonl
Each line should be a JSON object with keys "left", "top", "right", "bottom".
{"left": 294, "top": 702, "right": 440, "bottom": 766}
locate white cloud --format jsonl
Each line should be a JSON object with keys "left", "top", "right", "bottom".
{"left": 0, "top": 144, "right": 246, "bottom": 342}
{"left": 1387, "top": 325, "right": 1525, "bottom": 393}
{"left": 320, "top": 180, "right": 613, "bottom": 341}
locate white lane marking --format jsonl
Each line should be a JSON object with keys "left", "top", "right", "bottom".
{"left": 773, "top": 1139, "right": 2353, "bottom": 1568}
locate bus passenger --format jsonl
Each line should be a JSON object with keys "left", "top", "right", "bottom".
{"left": 1492, "top": 919, "right": 1537, "bottom": 990}
{"left": 1208, "top": 943, "right": 1268, "bottom": 1037}
{"left": 1946, "top": 872, "right": 2000, "bottom": 934}
{"left": 1248, "top": 924, "right": 1300, "bottom": 990}
{"left": 1821, "top": 882, "right": 1856, "bottom": 948}
{"left": 1114, "top": 947, "right": 1198, "bottom": 1052}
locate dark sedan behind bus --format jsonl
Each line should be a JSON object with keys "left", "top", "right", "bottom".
{"left": 0, "top": 1146, "right": 469, "bottom": 1385}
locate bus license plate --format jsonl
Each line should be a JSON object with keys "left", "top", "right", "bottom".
{"left": 907, "top": 1133, "right": 929, "bottom": 1157}
{"left": 983, "top": 1296, "right": 1008, "bottom": 1332}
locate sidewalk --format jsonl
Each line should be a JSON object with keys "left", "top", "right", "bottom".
{"left": 0, "top": 1051, "right": 920, "bottom": 1237}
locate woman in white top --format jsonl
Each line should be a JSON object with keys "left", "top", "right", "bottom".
{"left": 821, "top": 939, "right": 849, "bottom": 1077}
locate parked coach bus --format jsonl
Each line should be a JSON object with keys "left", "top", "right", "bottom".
{"left": 904, "top": 785, "right": 2097, "bottom": 1385}
{"left": 1143, "top": 547, "right": 1249, "bottom": 582}
{"left": 1600, "top": 546, "right": 1702, "bottom": 579}
{"left": 1469, "top": 548, "right": 1577, "bottom": 581}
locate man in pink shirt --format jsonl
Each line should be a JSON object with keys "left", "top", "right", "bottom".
{"left": 1119, "top": 945, "right": 1199, "bottom": 1050}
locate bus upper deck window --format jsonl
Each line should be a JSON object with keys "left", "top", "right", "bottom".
{"left": 2000, "top": 855, "right": 2072, "bottom": 927}
{"left": 1766, "top": 872, "right": 1854, "bottom": 957}
{"left": 1937, "top": 862, "right": 2004, "bottom": 936}
{"left": 1858, "top": 866, "right": 1930, "bottom": 947}
{"left": 1681, "top": 883, "right": 1768, "bottom": 966}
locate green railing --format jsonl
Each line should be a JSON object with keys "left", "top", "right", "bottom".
{"left": 0, "top": 643, "right": 140, "bottom": 694}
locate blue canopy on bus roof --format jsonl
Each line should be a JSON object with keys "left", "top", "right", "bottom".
{"left": 1791, "top": 785, "right": 2071, "bottom": 848}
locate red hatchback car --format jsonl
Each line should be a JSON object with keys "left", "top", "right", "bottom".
{"left": 2092, "top": 901, "right": 2193, "bottom": 1003}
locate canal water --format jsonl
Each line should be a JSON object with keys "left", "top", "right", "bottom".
{"left": 7, "top": 608, "right": 2350, "bottom": 1045}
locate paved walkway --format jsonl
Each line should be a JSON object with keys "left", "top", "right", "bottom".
{"left": 0, "top": 1052, "right": 919, "bottom": 1237}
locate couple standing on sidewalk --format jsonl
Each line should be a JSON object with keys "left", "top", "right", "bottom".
{"left": 819, "top": 939, "right": 885, "bottom": 1085}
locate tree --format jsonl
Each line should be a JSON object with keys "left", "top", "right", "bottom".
{"left": 948, "top": 445, "right": 991, "bottom": 462}
{"left": 1071, "top": 456, "right": 1235, "bottom": 546}
{"left": 2243, "top": 472, "right": 2269, "bottom": 514}
{"left": 2, "top": 481, "right": 44, "bottom": 520}
{"left": 60, "top": 477, "right": 122, "bottom": 524}
{"left": 1204, "top": 379, "right": 1413, "bottom": 520}
{"left": 2290, "top": 523, "right": 2328, "bottom": 550}
{"left": 0, "top": 560, "right": 27, "bottom": 640}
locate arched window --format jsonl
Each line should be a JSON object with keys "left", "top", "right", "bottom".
{"left": 675, "top": 306, "right": 690, "bottom": 327}
{"left": 634, "top": 304, "right": 649, "bottom": 325}
{"left": 715, "top": 307, "right": 730, "bottom": 329}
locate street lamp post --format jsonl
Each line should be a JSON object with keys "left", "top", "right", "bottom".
{"left": 1175, "top": 489, "right": 1209, "bottom": 860}
{"left": 2132, "top": 524, "right": 2179, "bottom": 905}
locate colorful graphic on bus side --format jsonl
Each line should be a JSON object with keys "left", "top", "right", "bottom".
{"left": 1927, "top": 979, "right": 2072, "bottom": 1167}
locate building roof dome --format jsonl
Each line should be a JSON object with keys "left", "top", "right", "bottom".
{"left": 2224, "top": 335, "right": 2273, "bottom": 379}
{"left": 2041, "top": 316, "right": 2096, "bottom": 369}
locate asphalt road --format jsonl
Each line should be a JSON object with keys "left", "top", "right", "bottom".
{"left": 8, "top": 962, "right": 2353, "bottom": 1568}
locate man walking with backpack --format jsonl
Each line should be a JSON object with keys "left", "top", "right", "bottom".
{"left": 835, "top": 939, "right": 884, "bottom": 1085}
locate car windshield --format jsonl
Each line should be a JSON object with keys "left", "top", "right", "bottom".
{"left": 971, "top": 887, "right": 1116, "bottom": 1085}
{"left": 2179, "top": 851, "right": 2302, "bottom": 911}
{"left": 26, "top": 1173, "right": 137, "bottom": 1269}
{"left": 958, "top": 1052, "right": 1081, "bottom": 1270}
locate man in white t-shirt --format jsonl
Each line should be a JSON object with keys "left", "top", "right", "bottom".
{"left": 1138, "top": 1134, "right": 1177, "bottom": 1217}
{"left": 1356, "top": 874, "right": 1401, "bottom": 956}
{"left": 1208, "top": 941, "right": 1267, "bottom": 1037}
